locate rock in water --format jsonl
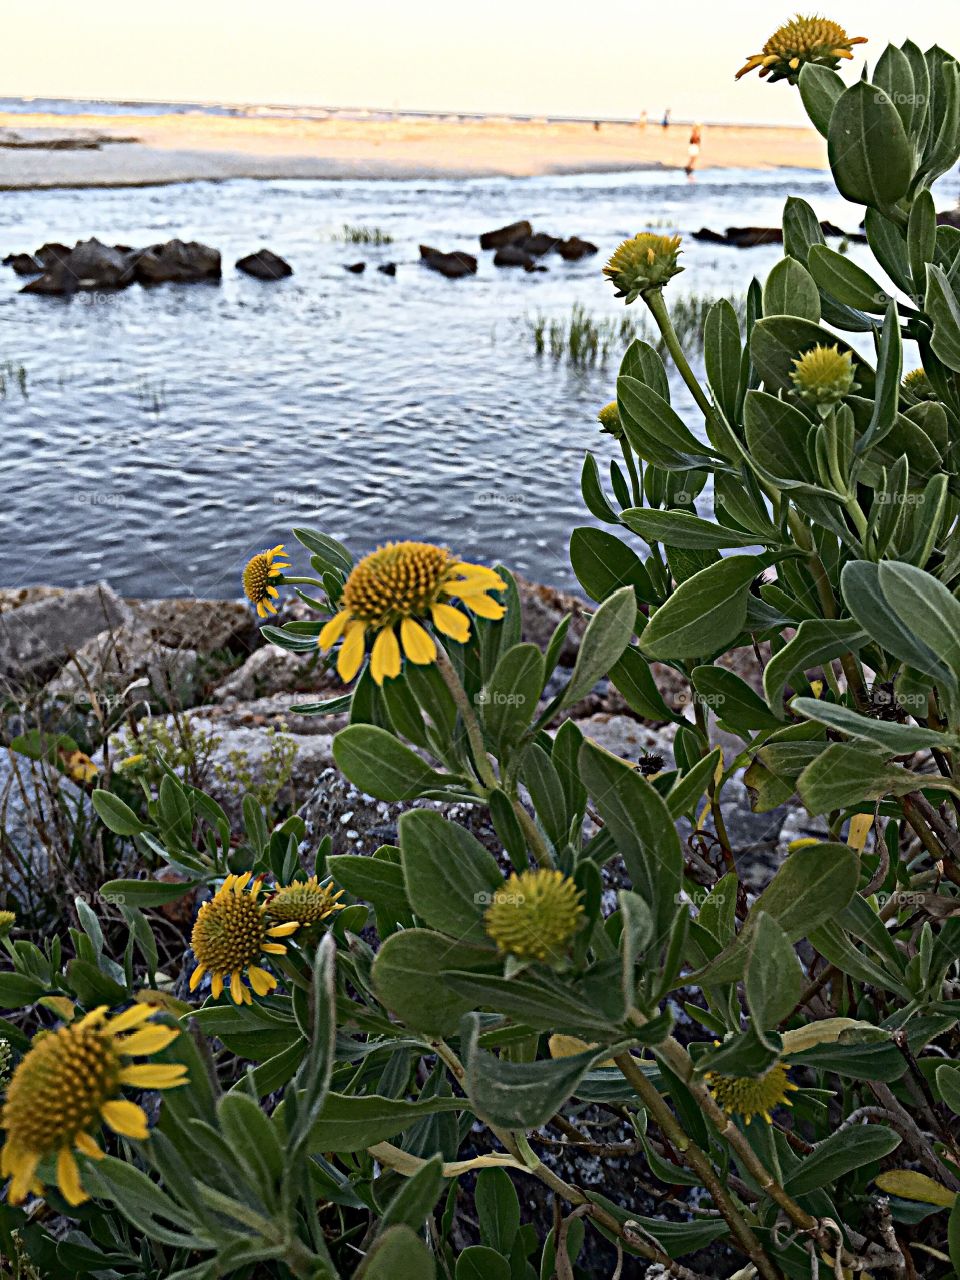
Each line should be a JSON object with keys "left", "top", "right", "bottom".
{"left": 235, "top": 248, "right": 294, "bottom": 280}
{"left": 479, "top": 220, "right": 533, "bottom": 250}
{"left": 377, "top": 262, "right": 397, "bottom": 277}
{"left": 557, "top": 236, "right": 598, "bottom": 261}
{"left": 493, "top": 244, "right": 535, "bottom": 268}
{"left": 343, "top": 261, "right": 366, "bottom": 274}
{"left": 419, "top": 245, "right": 478, "bottom": 278}
{"left": 21, "top": 238, "right": 136, "bottom": 294}
{"left": 35, "top": 242, "right": 71, "bottom": 267}
{"left": 133, "top": 239, "right": 221, "bottom": 284}
{"left": 3, "top": 253, "right": 43, "bottom": 275}
{"left": 521, "top": 232, "right": 561, "bottom": 257}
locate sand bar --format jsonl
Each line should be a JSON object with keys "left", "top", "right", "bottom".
{"left": 0, "top": 110, "right": 828, "bottom": 189}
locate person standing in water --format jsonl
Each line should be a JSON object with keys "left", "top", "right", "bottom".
{"left": 661, "top": 108, "right": 671, "bottom": 129}
{"left": 685, "top": 122, "right": 702, "bottom": 176}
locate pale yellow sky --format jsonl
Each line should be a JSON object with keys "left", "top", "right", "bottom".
{"left": 5, "top": 1, "right": 959, "bottom": 124}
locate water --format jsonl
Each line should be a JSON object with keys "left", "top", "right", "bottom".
{"left": 0, "top": 166, "right": 900, "bottom": 598}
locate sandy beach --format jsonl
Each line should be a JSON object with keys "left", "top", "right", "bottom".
{"left": 0, "top": 110, "right": 827, "bottom": 188}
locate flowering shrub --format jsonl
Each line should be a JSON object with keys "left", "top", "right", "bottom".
{"left": 3, "top": 15, "right": 960, "bottom": 1280}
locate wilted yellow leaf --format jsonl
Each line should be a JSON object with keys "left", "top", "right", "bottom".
{"left": 874, "top": 1169, "right": 956, "bottom": 1207}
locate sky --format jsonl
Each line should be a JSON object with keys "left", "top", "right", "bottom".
{"left": 4, "top": 1, "right": 960, "bottom": 125}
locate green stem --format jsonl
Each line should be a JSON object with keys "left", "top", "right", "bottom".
{"left": 433, "top": 644, "right": 498, "bottom": 790}
{"left": 513, "top": 801, "right": 554, "bottom": 870}
{"left": 644, "top": 289, "right": 715, "bottom": 422}
{"left": 619, "top": 437, "right": 643, "bottom": 507}
{"left": 279, "top": 576, "right": 327, "bottom": 588}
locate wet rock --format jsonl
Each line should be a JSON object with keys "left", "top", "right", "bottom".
{"left": 523, "top": 262, "right": 548, "bottom": 273}
{"left": 520, "top": 232, "right": 561, "bottom": 257}
{"left": 0, "top": 583, "right": 132, "bottom": 683}
{"left": 343, "top": 261, "right": 366, "bottom": 274}
{"left": 692, "top": 225, "right": 783, "bottom": 248}
{"left": 377, "top": 262, "right": 397, "bottom": 276}
{"left": 21, "top": 237, "right": 136, "bottom": 295}
{"left": 493, "top": 244, "right": 535, "bottom": 268}
{"left": 937, "top": 207, "right": 960, "bottom": 230}
{"left": 35, "top": 242, "right": 71, "bottom": 267}
{"left": 236, "top": 248, "right": 293, "bottom": 279}
{"left": 3, "top": 253, "right": 42, "bottom": 275}
{"left": 479, "top": 220, "right": 532, "bottom": 250}
{"left": 557, "top": 235, "right": 598, "bottom": 261}
{"left": 133, "top": 239, "right": 221, "bottom": 285}
{"left": 212, "top": 645, "right": 330, "bottom": 703}
{"left": 419, "top": 245, "right": 477, "bottom": 278}
{"left": 127, "top": 597, "right": 257, "bottom": 656}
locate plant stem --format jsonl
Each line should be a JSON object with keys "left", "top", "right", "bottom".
{"left": 613, "top": 1053, "right": 782, "bottom": 1280}
{"left": 619, "top": 437, "right": 643, "bottom": 507}
{"left": 644, "top": 289, "right": 715, "bottom": 422}
{"left": 513, "top": 800, "right": 555, "bottom": 869}
{"left": 433, "top": 644, "right": 499, "bottom": 790}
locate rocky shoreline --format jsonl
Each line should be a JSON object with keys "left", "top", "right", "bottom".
{"left": 0, "top": 579, "right": 822, "bottom": 900}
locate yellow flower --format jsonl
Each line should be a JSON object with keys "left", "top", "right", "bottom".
{"left": 484, "top": 869, "right": 585, "bottom": 963}
{"left": 0, "top": 910, "right": 15, "bottom": 938}
{"left": 0, "top": 1005, "right": 186, "bottom": 1206}
{"left": 736, "top": 15, "right": 867, "bottom": 83}
{"left": 266, "top": 876, "right": 346, "bottom": 926}
{"left": 243, "top": 544, "right": 290, "bottom": 618}
{"left": 603, "top": 233, "right": 683, "bottom": 303}
{"left": 116, "top": 753, "right": 145, "bottom": 771}
{"left": 790, "top": 343, "right": 857, "bottom": 411}
{"left": 61, "top": 750, "right": 98, "bottom": 785}
{"left": 705, "top": 1057, "right": 798, "bottom": 1124}
{"left": 597, "top": 400, "right": 623, "bottom": 440}
{"left": 902, "top": 367, "right": 936, "bottom": 401}
{"left": 318, "top": 541, "right": 506, "bottom": 686}
{"left": 189, "top": 872, "right": 298, "bottom": 1005}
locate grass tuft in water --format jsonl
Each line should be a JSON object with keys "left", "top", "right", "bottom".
{"left": 0, "top": 362, "right": 28, "bottom": 399}
{"left": 336, "top": 224, "right": 394, "bottom": 245}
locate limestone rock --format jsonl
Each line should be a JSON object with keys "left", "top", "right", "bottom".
{"left": 0, "top": 583, "right": 132, "bottom": 682}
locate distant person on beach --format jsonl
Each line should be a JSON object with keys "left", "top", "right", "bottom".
{"left": 685, "top": 123, "right": 702, "bottom": 176}
{"left": 661, "top": 108, "right": 671, "bottom": 130}
{"left": 637, "top": 110, "right": 647, "bottom": 130}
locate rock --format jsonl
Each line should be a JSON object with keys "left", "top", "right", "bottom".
{"left": 573, "top": 713, "right": 677, "bottom": 767}
{"left": 35, "top": 242, "right": 71, "bottom": 267}
{"left": 0, "top": 753, "right": 88, "bottom": 902}
{"left": 343, "top": 261, "right": 366, "bottom": 274}
{"left": 0, "top": 583, "right": 132, "bottom": 682}
{"left": 937, "top": 207, "right": 960, "bottom": 230}
{"left": 3, "top": 253, "right": 42, "bottom": 275}
{"left": 44, "top": 624, "right": 199, "bottom": 707}
{"left": 520, "top": 232, "right": 561, "bottom": 257}
{"left": 377, "top": 263, "right": 397, "bottom": 277}
{"left": 557, "top": 236, "right": 598, "bottom": 261}
{"left": 819, "top": 220, "right": 866, "bottom": 243}
{"left": 133, "top": 239, "right": 221, "bottom": 285}
{"left": 419, "top": 245, "right": 477, "bottom": 278}
{"left": 523, "top": 262, "right": 548, "bottom": 273}
{"left": 235, "top": 248, "right": 293, "bottom": 280}
{"left": 692, "top": 226, "right": 783, "bottom": 248}
{"left": 212, "top": 645, "right": 329, "bottom": 702}
{"left": 479, "top": 220, "right": 532, "bottom": 250}
{"left": 126, "top": 598, "right": 257, "bottom": 656}
{"left": 21, "top": 237, "right": 136, "bottom": 295}
{"left": 493, "top": 244, "right": 535, "bottom": 268}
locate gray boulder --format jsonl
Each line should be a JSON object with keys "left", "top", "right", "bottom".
{"left": 235, "top": 248, "right": 293, "bottom": 280}
{"left": 479, "top": 220, "right": 532, "bottom": 250}
{"left": 3, "top": 253, "right": 42, "bottom": 275}
{"left": 21, "top": 238, "right": 136, "bottom": 295}
{"left": 419, "top": 245, "right": 477, "bottom": 278}
{"left": 44, "top": 624, "right": 199, "bottom": 707}
{"left": 133, "top": 239, "right": 221, "bottom": 285}
{"left": 0, "top": 583, "right": 132, "bottom": 683}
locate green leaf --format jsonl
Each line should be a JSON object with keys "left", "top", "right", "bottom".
{"left": 462, "top": 1014, "right": 599, "bottom": 1128}
{"left": 522, "top": 744, "right": 568, "bottom": 848}
{"left": 475, "top": 1167, "right": 520, "bottom": 1255}
{"left": 482, "top": 643, "right": 543, "bottom": 748}
{"left": 790, "top": 697, "right": 953, "bottom": 753}
{"left": 561, "top": 586, "right": 635, "bottom": 707}
{"left": 841, "top": 561, "right": 955, "bottom": 689}
{"left": 580, "top": 453, "right": 620, "bottom": 524}
{"left": 99, "top": 877, "right": 199, "bottom": 908}
{"left": 621, "top": 508, "right": 760, "bottom": 550}
{"left": 908, "top": 188, "right": 937, "bottom": 291}
{"left": 925, "top": 265, "right": 960, "bottom": 370}
{"left": 332, "top": 725, "right": 450, "bottom": 801}
{"left": 783, "top": 195, "right": 826, "bottom": 265}
{"left": 608, "top": 646, "right": 679, "bottom": 724}
{"left": 569, "top": 527, "right": 655, "bottom": 605}
{"left": 763, "top": 256, "right": 821, "bottom": 321}
{"left": 0, "top": 972, "right": 47, "bottom": 1008}
{"left": 827, "top": 80, "right": 914, "bottom": 209}
{"left": 378, "top": 1155, "right": 445, "bottom": 1235}
{"left": 92, "top": 790, "right": 147, "bottom": 837}
{"left": 785, "top": 1125, "right": 901, "bottom": 1196}
{"left": 936, "top": 1063, "right": 960, "bottom": 1116}
{"left": 328, "top": 852, "right": 412, "bottom": 923}
{"left": 292, "top": 527, "right": 353, "bottom": 575}
{"left": 743, "top": 389, "right": 817, "bottom": 487}
{"left": 666, "top": 748, "right": 722, "bottom": 820}
{"left": 308, "top": 1092, "right": 464, "bottom": 1153}
{"left": 579, "top": 740, "right": 681, "bottom": 945}
{"left": 620, "top": 337, "right": 670, "bottom": 401}
{"left": 745, "top": 912, "right": 803, "bottom": 1032}
{"left": 456, "top": 1247, "right": 510, "bottom": 1280}
{"left": 798, "top": 743, "right": 924, "bottom": 814}
{"left": 798, "top": 62, "right": 846, "bottom": 136}
{"left": 442, "top": 972, "right": 615, "bottom": 1036}
{"left": 692, "top": 666, "right": 782, "bottom": 734}
{"left": 639, "top": 555, "right": 766, "bottom": 661}
{"left": 807, "top": 245, "right": 890, "bottom": 313}
{"left": 877, "top": 560, "right": 960, "bottom": 678}
{"left": 619, "top": 378, "right": 719, "bottom": 463}
{"left": 703, "top": 298, "right": 742, "bottom": 422}
{"left": 359, "top": 1225, "right": 436, "bottom": 1280}
{"left": 399, "top": 810, "right": 502, "bottom": 944}
{"left": 372, "top": 930, "right": 499, "bottom": 1035}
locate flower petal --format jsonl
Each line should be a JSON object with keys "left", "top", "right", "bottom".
{"left": 230, "top": 971, "right": 245, "bottom": 1005}
{"left": 118, "top": 1064, "right": 189, "bottom": 1089}
{"left": 430, "top": 603, "right": 470, "bottom": 643}
{"left": 370, "top": 626, "right": 402, "bottom": 684}
{"left": 57, "top": 1148, "right": 87, "bottom": 1206}
{"left": 267, "top": 921, "right": 299, "bottom": 937}
{"left": 74, "top": 1132, "right": 104, "bottom": 1160}
{"left": 105, "top": 1004, "right": 155, "bottom": 1035}
{"left": 460, "top": 591, "right": 506, "bottom": 620}
{"left": 101, "top": 1100, "right": 150, "bottom": 1140}
{"left": 247, "top": 966, "right": 277, "bottom": 997}
{"left": 318, "top": 610, "right": 350, "bottom": 650}
{"left": 337, "top": 621, "right": 367, "bottom": 681}
{"left": 116, "top": 1025, "right": 179, "bottom": 1056}
{"left": 400, "top": 618, "right": 437, "bottom": 665}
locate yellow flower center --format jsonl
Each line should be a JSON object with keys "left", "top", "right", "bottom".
{"left": 342, "top": 541, "right": 453, "bottom": 626}
{"left": 764, "top": 15, "right": 854, "bottom": 59}
{"left": 191, "top": 887, "right": 268, "bottom": 974}
{"left": 484, "top": 869, "right": 585, "bottom": 963}
{"left": 242, "top": 553, "right": 274, "bottom": 605}
{"left": 706, "top": 1060, "right": 795, "bottom": 1124}
{"left": 0, "top": 910, "right": 15, "bottom": 937}
{"left": 266, "top": 878, "right": 345, "bottom": 925}
{"left": 790, "top": 343, "right": 856, "bottom": 408}
{"left": 1, "top": 1024, "right": 120, "bottom": 1156}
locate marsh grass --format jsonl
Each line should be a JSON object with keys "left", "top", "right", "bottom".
{"left": 336, "top": 224, "right": 394, "bottom": 245}
{"left": 529, "top": 293, "right": 745, "bottom": 368}
{"left": 0, "top": 362, "right": 27, "bottom": 399}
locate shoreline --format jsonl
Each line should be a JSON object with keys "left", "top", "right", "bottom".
{"left": 0, "top": 110, "right": 828, "bottom": 190}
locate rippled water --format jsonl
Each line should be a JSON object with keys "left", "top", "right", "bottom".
{"left": 0, "top": 167, "right": 878, "bottom": 597}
